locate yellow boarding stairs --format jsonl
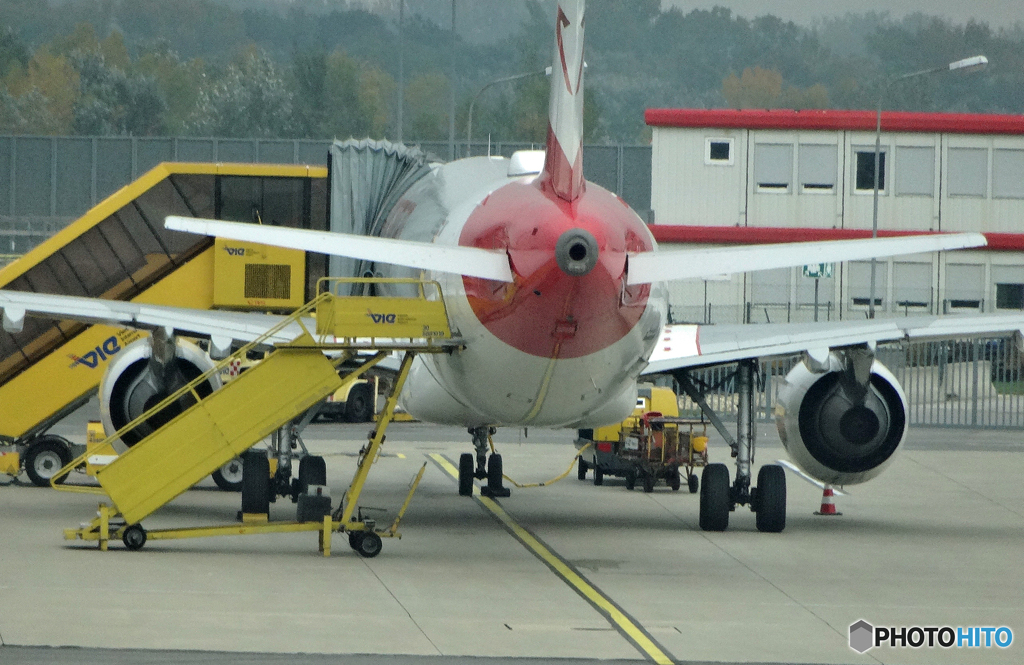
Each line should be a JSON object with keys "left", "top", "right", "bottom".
{"left": 56, "top": 278, "right": 462, "bottom": 558}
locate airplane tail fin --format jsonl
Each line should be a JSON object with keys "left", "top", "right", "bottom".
{"left": 540, "top": 0, "right": 586, "bottom": 202}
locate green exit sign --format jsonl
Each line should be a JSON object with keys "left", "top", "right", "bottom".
{"left": 803, "top": 263, "right": 834, "bottom": 278}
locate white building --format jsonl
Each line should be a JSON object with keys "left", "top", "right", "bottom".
{"left": 645, "top": 109, "right": 1024, "bottom": 325}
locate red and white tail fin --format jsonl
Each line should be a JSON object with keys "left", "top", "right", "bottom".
{"left": 541, "top": 0, "right": 586, "bottom": 202}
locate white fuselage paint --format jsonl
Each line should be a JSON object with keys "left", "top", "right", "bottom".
{"left": 375, "top": 156, "right": 667, "bottom": 429}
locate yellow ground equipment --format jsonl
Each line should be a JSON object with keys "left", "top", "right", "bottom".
{"left": 59, "top": 278, "right": 460, "bottom": 558}
{"left": 0, "top": 162, "right": 329, "bottom": 486}
{"left": 575, "top": 384, "right": 709, "bottom": 493}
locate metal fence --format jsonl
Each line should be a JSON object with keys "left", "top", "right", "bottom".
{"left": 0, "top": 135, "right": 651, "bottom": 254}
{"left": 674, "top": 337, "right": 1024, "bottom": 429}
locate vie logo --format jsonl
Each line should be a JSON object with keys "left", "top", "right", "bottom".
{"left": 69, "top": 336, "right": 122, "bottom": 369}
{"left": 366, "top": 310, "right": 397, "bottom": 324}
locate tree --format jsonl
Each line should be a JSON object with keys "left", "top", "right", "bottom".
{"left": 72, "top": 52, "right": 167, "bottom": 136}
{"left": 187, "top": 48, "right": 296, "bottom": 138}
{"left": 406, "top": 71, "right": 449, "bottom": 140}
{"left": 3, "top": 46, "right": 78, "bottom": 133}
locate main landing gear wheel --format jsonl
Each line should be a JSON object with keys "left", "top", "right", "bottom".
{"left": 298, "top": 455, "right": 327, "bottom": 495}
{"left": 24, "top": 436, "right": 72, "bottom": 487}
{"left": 577, "top": 458, "right": 588, "bottom": 480}
{"left": 241, "top": 452, "right": 270, "bottom": 515}
{"left": 122, "top": 524, "right": 147, "bottom": 551}
{"left": 482, "top": 453, "right": 511, "bottom": 498}
{"left": 699, "top": 463, "right": 731, "bottom": 532}
{"left": 754, "top": 464, "right": 787, "bottom": 533}
{"left": 212, "top": 458, "right": 244, "bottom": 492}
{"left": 349, "top": 531, "right": 382, "bottom": 558}
{"left": 458, "top": 453, "right": 474, "bottom": 496}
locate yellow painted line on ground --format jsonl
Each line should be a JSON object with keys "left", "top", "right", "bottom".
{"left": 428, "top": 453, "right": 676, "bottom": 665}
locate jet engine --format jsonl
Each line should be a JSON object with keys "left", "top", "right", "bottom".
{"left": 99, "top": 331, "right": 221, "bottom": 451}
{"left": 775, "top": 356, "right": 907, "bottom": 486}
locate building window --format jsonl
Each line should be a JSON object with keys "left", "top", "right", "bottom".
{"left": 895, "top": 146, "right": 935, "bottom": 196}
{"left": 945, "top": 264, "right": 984, "bottom": 311}
{"left": 754, "top": 143, "right": 793, "bottom": 192}
{"left": 948, "top": 147, "right": 988, "bottom": 197}
{"left": 849, "top": 260, "right": 885, "bottom": 308}
{"left": 996, "top": 284, "right": 1024, "bottom": 310}
{"left": 855, "top": 150, "right": 885, "bottom": 192}
{"left": 705, "top": 138, "right": 734, "bottom": 165}
{"left": 993, "top": 149, "right": 1024, "bottom": 199}
{"left": 799, "top": 144, "right": 836, "bottom": 192}
{"left": 893, "top": 262, "right": 931, "bottom": 310}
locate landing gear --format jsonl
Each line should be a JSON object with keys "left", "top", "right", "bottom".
{"left": 677, "top": 360, "right": 788, "bottom": 533}
{"left": 459, "top": 426, "right": 510, "bottom": 498}
{"left": 212, "top": 458, "right": 244, "bottom": 492}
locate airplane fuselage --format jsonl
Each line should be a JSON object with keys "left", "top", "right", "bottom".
{"left": 377, "top": 155, "right": 667, "bottom": 429}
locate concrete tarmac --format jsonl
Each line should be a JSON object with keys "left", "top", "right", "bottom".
{"left": 1, "top": 410, "right": 1023, "bottom": 665}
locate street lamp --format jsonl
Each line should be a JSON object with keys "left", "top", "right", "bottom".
{"left": 868, "top": 55, "right": 988, "bottom": 319}
{"left": 466, "top": 66, "right": 551, "bottom": 157}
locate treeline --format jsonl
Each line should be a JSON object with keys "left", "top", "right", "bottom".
{"left": 0, "top": 0, "right": 1021, "bottom": 144}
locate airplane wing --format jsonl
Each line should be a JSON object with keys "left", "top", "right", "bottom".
{"left": 165, "top": 216, "right": 514, "bottom": 283}
{"left": 644, "top": 314, "right": 1024, "bottom": 374}
{"left": 0, "top": 290, "right": 306, "bottom": 353}
{"left": 627, "top": 233, "right": 986, "bottom": 285}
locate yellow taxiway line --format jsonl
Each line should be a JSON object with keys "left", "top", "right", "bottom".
{"left": 428, "top": 453, "right": 676, "bottom": 665}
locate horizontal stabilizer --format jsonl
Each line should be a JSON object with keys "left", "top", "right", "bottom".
{"left": 627, "top": 233, "right": 987, "bottom": 285}
{"left": 166, "top": 216, "right": 514, "bottom": 283}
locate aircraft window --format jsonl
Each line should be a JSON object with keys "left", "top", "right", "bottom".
{"left": 948, "top": 147, "right": 988, "bottom": 197}
{"left": 854, "top": 150, "right": 885, "bottom": 192}
{"left": 705, "top": 138, "right": 734, "bottom": 165}
{"left": 754, "top": 143, "right": 792, "bottom": 192}
{"left": 895, "top": 146, "right": 935, "bottom": 196}
{"left": 799, "top": 144, "right": 836, "bottom": 193}
{"left": 993, "top": 149, "right": 1024, "bottom": 199}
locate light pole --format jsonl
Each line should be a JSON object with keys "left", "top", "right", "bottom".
{"left": 466, "top": 67, "right": 550, "bottom": 157}
{"left": 868, "top": 55, "right": 988, "bottom": 319}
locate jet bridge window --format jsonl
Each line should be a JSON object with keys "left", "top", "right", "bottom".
{"left": 754, "top": 143, "right": 792, "bottom": 192}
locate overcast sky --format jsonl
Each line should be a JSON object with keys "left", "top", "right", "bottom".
{"left": 663, "top": 1, "right": 1023, "bottom": 29}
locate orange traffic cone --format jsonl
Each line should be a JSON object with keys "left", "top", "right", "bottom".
{"left": 814, "top": 486, "right": 842, "bottom": 516}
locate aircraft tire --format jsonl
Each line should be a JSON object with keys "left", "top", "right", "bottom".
{"left": 699, "top": 463, "right": 730, "bottom": 531}
{"left": 458, "top": 453, "right": 474, "bottom": 496}
{"left": 487, "top": 453, "right": 503, "bottom": 490}
{"left": 755, "top": 464, "right": 787, "bottom": 533}
{"left": 298, "top": 455, "right": 327, "bottom": 495}
{"left": 241, "top": 452, "right": 270, "bottom": 515}
{"left": 345, "top": 383, "right": 374, "bottom": 423}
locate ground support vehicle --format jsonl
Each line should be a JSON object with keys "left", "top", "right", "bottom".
{"left": 58, "top": 278, "right": 460, "bottom": 558}
{"left": 618, "top": 414, "right": 708, "bottom": 493}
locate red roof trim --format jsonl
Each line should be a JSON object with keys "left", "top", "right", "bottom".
{"left": 649, "top": 225, "right": 1024, "bottom": 252}
{"left": 644, "top": 109, "right": 1024, "bottom": 135}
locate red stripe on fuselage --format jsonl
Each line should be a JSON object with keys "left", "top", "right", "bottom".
{"left": 460, "top": 179, "right": 652, "bottom": 359}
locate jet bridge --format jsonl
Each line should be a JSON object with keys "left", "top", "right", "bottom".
{"left": 0, "top": 163, "right": 329, "bottom": 484}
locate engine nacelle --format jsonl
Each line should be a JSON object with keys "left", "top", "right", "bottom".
{"left": 100, "top": 337, "right": 221, "bottom": 452}
{"left": 775, "top": 358, "right": 907, "bottom": 486}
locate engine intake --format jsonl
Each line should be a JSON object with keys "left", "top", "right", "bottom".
{"left": 776, "top": 358, "right": 907, "bottom": 486}
{"left": 100, "top": 336, "right": 221, "bottom": 451}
